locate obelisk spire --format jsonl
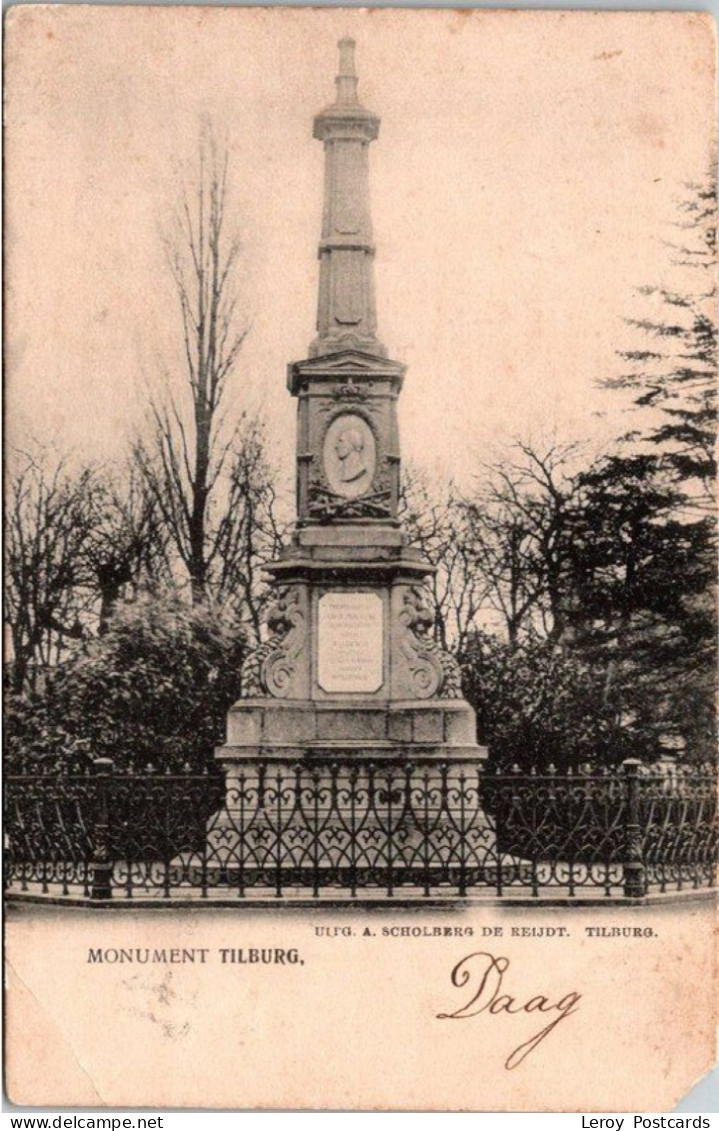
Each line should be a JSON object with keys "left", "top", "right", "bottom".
{"left": 309, "top": 39, "right": 386, "bottom": 359}
{"left": 335, "top": 35, "right": 359, "bottom": 104}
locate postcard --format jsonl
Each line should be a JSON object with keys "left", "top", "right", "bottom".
{"left": 4, "top": 6, "right": 717, "bottom": 1112}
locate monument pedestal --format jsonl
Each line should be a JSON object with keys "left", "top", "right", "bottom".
{"left": 218, "top": 524, "right": 487, "bottom": 760}
{"left": 211, "top": 561, "right": 492, "bottom": 891}
{"left": 225, "top": 529, "right": 479, "bottom": 714}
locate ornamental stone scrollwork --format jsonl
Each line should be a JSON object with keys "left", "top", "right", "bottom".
{"left": 307, "top": 473, "right": 392, "bottom": 521}
{"left": 332, "top": 378, "right": 368, "bottom": 401}
{"left": 316, "top": 390, "right": 379, "bottom": 418}
{"left": 398, "top": 587, "right": 463, "bottom": 700}
{"left": 240, "top": 587, "right": 307, "bottom": 699}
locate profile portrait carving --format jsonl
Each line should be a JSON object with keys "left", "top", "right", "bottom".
{"left": 323, "top": 413, "right": 376, "bottom": 499}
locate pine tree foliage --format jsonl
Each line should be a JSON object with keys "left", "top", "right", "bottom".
{"left": 607, "top": 170, "right": 717, "bottom": 503}
{"left": 563, "top": 453, "right": 716, "bottom": 759}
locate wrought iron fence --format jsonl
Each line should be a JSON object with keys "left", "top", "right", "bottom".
{"left": 4, "top": 757, "right": 716, "bottom": 902}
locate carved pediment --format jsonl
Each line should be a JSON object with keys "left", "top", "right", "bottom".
{"left": 288, "top": 350, "right": 406, "bottom": 395}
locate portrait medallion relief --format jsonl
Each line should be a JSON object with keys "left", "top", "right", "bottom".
{"left": 323, "top": 412, "right": 376, "bottom": 499}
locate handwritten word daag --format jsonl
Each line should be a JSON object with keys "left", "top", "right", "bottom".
{"left": 437, "top": 951, "right": 582, "bottom": 1070}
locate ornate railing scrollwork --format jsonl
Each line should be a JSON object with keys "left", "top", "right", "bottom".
{"left": 4, "top": 760, "right": 716, "bottom": 902}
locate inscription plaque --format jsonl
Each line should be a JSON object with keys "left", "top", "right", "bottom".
{"left": 317, "top": 591, "right": 383, "bottom": 693}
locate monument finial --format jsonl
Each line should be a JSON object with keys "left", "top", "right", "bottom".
{"left": 336, "top": 37, "right": 358, "bottom": 105}
{"left": 310, "top": 40, "right": 385, "bottom": 359}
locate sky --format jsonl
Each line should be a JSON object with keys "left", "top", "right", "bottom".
{"left": 5, "top": 6, "right": 715, "bottom": 489}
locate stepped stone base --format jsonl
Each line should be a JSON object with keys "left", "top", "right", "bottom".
{"left": 218, "top": 697, "right": 487, "bottom": 763}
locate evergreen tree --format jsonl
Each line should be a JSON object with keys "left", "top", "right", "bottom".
{"left": 563, "top": 452, "right": 715, "bottom": 760}
{"left": 562, "top": 169, "right": 719, "bottom": 762}
{"left": 606, "top": 170, "right": 717, "bottom": 507}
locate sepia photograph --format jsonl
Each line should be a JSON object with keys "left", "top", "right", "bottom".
{"left": 3, "top": 5, "right": 717, "bottom": 1111}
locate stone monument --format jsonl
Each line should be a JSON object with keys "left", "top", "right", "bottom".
{"left": 217, "top": 39, "right": 486, "bottom": 777}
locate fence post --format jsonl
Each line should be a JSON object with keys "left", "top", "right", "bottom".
{"left": 622, "top": 758, "right": 647, "bottom": 899}
{"left": 91, "top": 758, "right": 114, "bottom": 901}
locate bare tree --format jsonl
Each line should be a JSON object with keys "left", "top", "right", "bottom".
{"left": 461, "top": 440, "right": 582, "bottom": 648}
{"left": 207, "top": 417, "right": 284, "bottom": 640}
{"left": 5, "top": 447, "right": 95, "bottom": 691}
{"left": 135, "top": 127, "right": 282, "bottom": 635}
{"left": 400, "top": 467, "right": 489, "bottom": 654}
{"left": 5, "top": 447, "right": 174, "bottom": 689}
{"left": 136, "top": 128, "right": 248, "bottom": 605}
{"left": 82, "top": 463, "right": 171, "bottom": 633}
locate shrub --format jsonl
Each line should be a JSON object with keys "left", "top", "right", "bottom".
{"left": 459, "top": 632, "right": 645, "bottom": 770}
{"left": 5, "top": 592, "right": 247, "bottom": 773}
